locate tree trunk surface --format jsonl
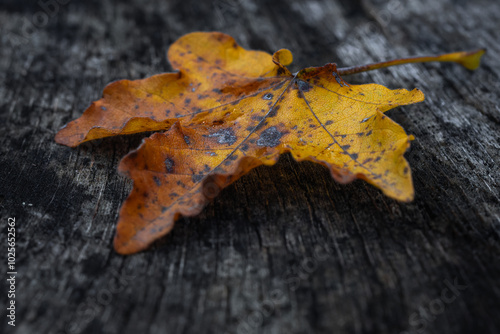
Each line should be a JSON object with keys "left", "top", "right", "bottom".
{"left": 1, "top": 1, "right": 499, "bottom": 333}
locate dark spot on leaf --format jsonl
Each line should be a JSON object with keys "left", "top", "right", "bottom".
{"left": 332, "top": 71, "right": 343, "bottom": 86}
{"left": 297, "top": 80, "right": 312, "bottom": 92}
{"left": 325, "top": 120, "right": 333, "bottom": 126}
{"left": 263, "top": 93, "right": 273, "bottom": 100}
{"left": 256, "top": 126, "right": 283, "bottom": 147}
{"left": 192, "top": 174, "right": 204, "bottom": 183}
{"left": 207, "top": 128, "right": 237, "bottom": 145}
{"left": 165, "top": 157, "right": 175, "bottom": 173}
{"left": 153, "top": 176, "right": 161, "bottom": 186}
{"left": 350, "top": 153, "right": 358, "bottom": 160}
{"left": 184, "top": 135, "right": 191, "bottom": 145}
{"left": 333, "top": 72, "right": 349, "bottom": 87}
{"left": 268, "top": 105, "right": 280, "bottom": 117}
{"left": 100, "top": 106, "right": 107, "bottom": 111}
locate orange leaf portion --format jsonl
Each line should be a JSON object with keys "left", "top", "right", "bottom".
{"left": 55, "top": 32, "right": 291, "bottom": 147}
{"left": 56, "top": 32, "right": 430, "bottom": 254}
{"left": 116, "top": 122, "right": 264, "bottom": 253}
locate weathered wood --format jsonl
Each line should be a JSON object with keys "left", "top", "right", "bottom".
{"left": 1, "top": 0, "right": 499, "bottom": 333}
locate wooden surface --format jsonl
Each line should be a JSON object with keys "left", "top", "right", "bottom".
{"left": 1, "top": 0, "right": 500, "bottom": 333}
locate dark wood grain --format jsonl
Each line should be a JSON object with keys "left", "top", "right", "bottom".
{"left": 1, "top": 0, "right": 499, "bottom": 333}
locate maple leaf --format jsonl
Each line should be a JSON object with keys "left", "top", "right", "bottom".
{"left": 55, "top": 32, "right": 485, "bottom": 254}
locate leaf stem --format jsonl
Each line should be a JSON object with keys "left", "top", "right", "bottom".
{"left": 337, "top": 49, "right": 486, "bottom": 76}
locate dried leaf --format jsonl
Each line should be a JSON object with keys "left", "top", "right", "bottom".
{"left": 55, "top": 32, "right": 485, "bottom": 254}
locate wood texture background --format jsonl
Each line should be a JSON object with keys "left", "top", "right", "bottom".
{"left": 1, "top": 0, "right": 499, "bottom": 333}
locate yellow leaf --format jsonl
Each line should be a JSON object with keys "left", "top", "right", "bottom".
{"left": 55, "top": 32, "right": 485, "bottom": 254}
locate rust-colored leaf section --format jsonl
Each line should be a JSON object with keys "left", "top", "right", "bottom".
{"left": 116, "top": 122, "right": 264, "bottom": 253}
{"left": 55, "top": 32, "right": 484, "bottom": 254}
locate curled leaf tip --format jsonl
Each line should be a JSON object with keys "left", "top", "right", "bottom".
{"left": 457, "top": 48, "right": 486, "bottom": 70}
